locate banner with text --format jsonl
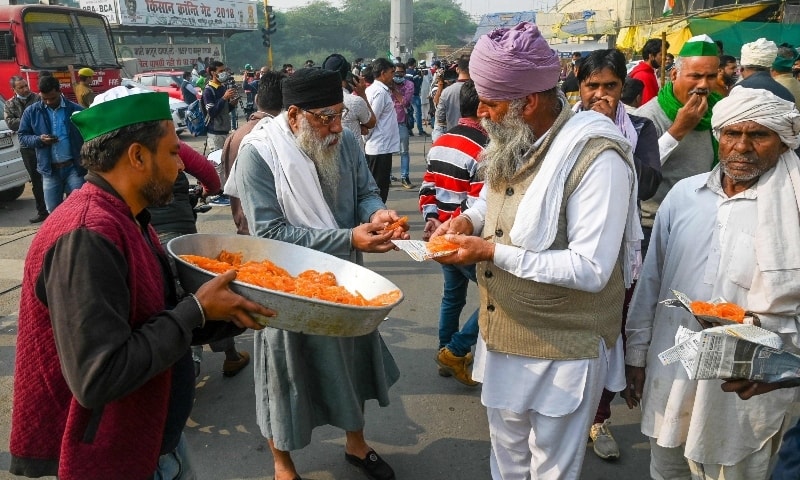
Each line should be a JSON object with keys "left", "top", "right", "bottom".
{"left": 79, "top": 0, "right": 119, "bottom": 25}
{"left": 117, "top": 43, "right": 222, "bottom": 71}
{"left": 81, "top": 0, "right": 259, "bottom": 30}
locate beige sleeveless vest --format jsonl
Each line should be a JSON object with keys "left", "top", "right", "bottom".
{"left": 477, "top": 109, "right": 627, "bottom": 360}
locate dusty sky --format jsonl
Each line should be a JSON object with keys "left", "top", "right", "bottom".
{"left": 268, "top": 0, "right": 549, "bottom": 18}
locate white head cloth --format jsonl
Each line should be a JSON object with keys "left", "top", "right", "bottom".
{"left": 712, "top": 86, "right": 800, "bottom": 150}
{"left": 740, "top": 38, "right": 778, "bottom": 68}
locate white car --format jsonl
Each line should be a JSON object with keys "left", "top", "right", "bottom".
{"left": 122, "top": 78, "right": 188, "bottom": 135}
{"left": 0, "top": 94, "right": 27, "bottom": 202}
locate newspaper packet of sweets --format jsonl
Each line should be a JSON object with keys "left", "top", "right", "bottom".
{"left": 658, "top": 324, "right": 800, "bottom": 383}
{"left": 391, "top": 240, "right": 458, "bottom": 262}
{"left": 661, "top": 289, "right": 759, "bottom": 326}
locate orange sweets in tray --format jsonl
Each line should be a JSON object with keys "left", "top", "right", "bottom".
{"left": 690, "top": 301, "right": 746, "bottom": 323}
{"left": 181, "top": 250, "right": 401, "bottom": 307}
{"left": 426, "top": 235, "right": 460, "bottom": 255}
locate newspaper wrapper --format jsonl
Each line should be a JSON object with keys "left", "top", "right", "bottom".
{"left": 391, "top": 240, "right": 458, "bottom": 262}
{"left": 658, "top": 324, "right": 800, "bottom": 383}
{"left": 661, "top": 289, "right": 760, "bottom": 326}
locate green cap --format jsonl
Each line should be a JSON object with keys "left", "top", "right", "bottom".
{"left": 773, "top": 44, "right": 800, "bottom": 72}
{"left": 678, "top": 34, "right": 718, "bottom": 57}
{"left": 71, "top": 88, "right": 172, "bottom": 141}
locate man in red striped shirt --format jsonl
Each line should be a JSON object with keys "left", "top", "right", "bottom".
{"left": 419, "top": 79, "right": 488, "bottom": 386}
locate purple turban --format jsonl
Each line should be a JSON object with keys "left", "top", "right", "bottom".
{"left": 469, "top": 22, "right": 561, "bottom": 101}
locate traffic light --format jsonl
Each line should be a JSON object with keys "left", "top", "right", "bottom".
{"left": 260, "top": 27, "right": 270, "bottom": 47}
{"left": 266, "top": 6, "right": 277, "bottom": 35}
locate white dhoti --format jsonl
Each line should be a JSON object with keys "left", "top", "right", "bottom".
{"left": 476, "top": 336, "right": 624, "bottom": 480}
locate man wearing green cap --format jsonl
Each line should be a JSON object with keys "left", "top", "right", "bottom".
{"left": 772, "top": 43, "right": 800, "bottom": 107}
{"left": 9, "top": 87, "right": 273, "bottom": 479}
{"left": 635, "top": 34, "right": 721, "bottom": 254}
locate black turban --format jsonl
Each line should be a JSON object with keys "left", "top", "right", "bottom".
{"left": 282, "top": 68, "right": 343, "bottom": 110}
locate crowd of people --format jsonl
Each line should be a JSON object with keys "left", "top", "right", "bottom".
{"left": 4, "top": 18, "right": 800, "bottom": 480}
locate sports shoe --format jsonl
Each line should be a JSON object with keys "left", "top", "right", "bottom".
{"left": 590, "top": 420, "right": 620, "bottom": 460}
{"left": 390, "top": 175, "right": 399, "bottom": 183}
{"left": 436, "top": 347, "right": 479, "bottom": 386}
{"left": 401, "top": 177, "right": 414, "bottom": 189}
{"left": 222, "top": 351, "right": 250, "bottom": 377}
{"left": 208, "top": 194, "right": 231, "bottom": 206}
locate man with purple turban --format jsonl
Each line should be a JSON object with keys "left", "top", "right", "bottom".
{"left": 431, "top": 22, "right": 641, "bottom": 479}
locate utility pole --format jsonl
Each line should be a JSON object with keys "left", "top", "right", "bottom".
{"left": 261, "top": 0, "right": 277, "bottom": 70}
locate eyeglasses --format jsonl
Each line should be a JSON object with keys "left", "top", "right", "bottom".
{"left": 301, "top": 107, "right": 348, "bottom": 126}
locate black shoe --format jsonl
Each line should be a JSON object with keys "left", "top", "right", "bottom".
{"left": 401, "top": 177, "right": 414, "bottom": 189}
{"left": 389, "top": 175, "right": 399, "bottom": 183}
{"left": 408, "top": 130, "right": 414, "bottom": 137}
{"left": 29, "top": 213, "right": 48, "bottom": 224}
{"left": 345, "top": 450, "right": 395, "bottom": 480}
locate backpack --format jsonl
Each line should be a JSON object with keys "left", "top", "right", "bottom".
{"left": 186, "top": 99, "right": 207, "bottom": 137}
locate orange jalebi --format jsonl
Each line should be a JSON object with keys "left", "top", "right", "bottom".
{"left": 181, "top": 250, "right": 399, "bottom": 307}
{"left": 382, "top": 216, "right": 408, "bottom": 232}
{"left": 690, "top": 301, "right": 716, "bottom": 316}
{"left": 715, "top": 302, "right": 746, "bottom": 323}
{"left": 426, "top": 235, "right": 459, "bottom": 256}
{"left": 690, "top": 300, "right": 746, "bottom": 323}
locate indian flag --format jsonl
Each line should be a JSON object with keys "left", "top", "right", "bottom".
{"left": 663, "top": 0, "right": 674, "bottom": 15}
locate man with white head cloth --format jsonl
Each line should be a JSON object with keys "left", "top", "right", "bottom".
{"left": 430, "top": 21, "right": 641, "bottom": 479}
{"left": 625, "top": 85, "right": 800, "bottom": 479}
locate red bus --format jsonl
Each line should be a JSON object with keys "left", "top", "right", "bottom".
{"left": 0, "top": 4, "right": 121, "bottom": 101}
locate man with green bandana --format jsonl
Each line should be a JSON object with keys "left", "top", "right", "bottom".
{"left": 635, "top": 34, "right": 721, "bottom": 253}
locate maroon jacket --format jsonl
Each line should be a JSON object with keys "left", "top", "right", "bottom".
{"left": 10, "top": 176, "right": 202, "bottom": 479}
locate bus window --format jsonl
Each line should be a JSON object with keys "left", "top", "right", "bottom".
{"left": 23, "top": 11, "right": 117, "bottom": 70}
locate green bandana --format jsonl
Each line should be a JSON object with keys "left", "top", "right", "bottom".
{"left": 657, "top": 82, "right": 722, "bottom": 166}
{"left": 773, "top": 43, "right": 799, "bottom": 72}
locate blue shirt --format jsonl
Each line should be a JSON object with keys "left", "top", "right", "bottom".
{"left": 47, "top": 97, "right": 73, "bottom": 162}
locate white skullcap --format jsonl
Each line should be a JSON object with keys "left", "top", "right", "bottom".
{"left": 90, "top": 85, "right": 154, "bottom": 106}
{"left": 712, "top": 86, "right": 800, "bottom": 150}
{"left": 740, "top": 38, "right": 778, "bottom": 68}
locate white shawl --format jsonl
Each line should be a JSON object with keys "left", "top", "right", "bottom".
{"left": 225, "top": 113, "right": 338, "bottom": 229}
{"left": 509, "top": 110, "right": 643, "bottom": 287}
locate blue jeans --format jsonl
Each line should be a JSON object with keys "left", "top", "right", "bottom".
{"left": 43, "top": 164, "right": 85, "bottom": 213}
{"left": 439, "top": 263, "right": 479, "bottom": 357}
{"left": 397, "top": 123, "right": 410, "bottom": 178}
{"left": 773, "top": 417, "right": 800, "bottom": 479}
{"left": 412, "top": 95, "right": 423, "bottom": 133}
{"left": 154, "top": 433, "right": 197, "bottom": 480}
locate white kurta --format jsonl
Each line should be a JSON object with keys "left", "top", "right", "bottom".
{"left": 626, "top": 168, "right": 800, "bottom": 466}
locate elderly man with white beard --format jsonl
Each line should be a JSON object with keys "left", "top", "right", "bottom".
{"left": 625, "top": 85, "right": 800, "bottom": 480}
{"left": 229, "top": 68, "right": 408, "bottom": 480}
{"left": 431, "top": 22, "right": 642, "bottom": 480}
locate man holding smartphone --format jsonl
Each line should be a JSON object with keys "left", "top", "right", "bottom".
{"left": 18, "top": 74, "right": 85, "bottom": 213}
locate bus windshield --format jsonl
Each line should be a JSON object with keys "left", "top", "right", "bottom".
{"left": 24, "top": 10, "right": 118, "bottom": 70}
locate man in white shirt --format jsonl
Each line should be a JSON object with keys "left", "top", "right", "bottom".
{"left": 364, "top": 57, "right": 400, "bottom": 202}
{"left": 625, "top": 86, "right": 800, "bottom": 480}
{"left": 432, "top": 21, "right": 639, "bottom": 480}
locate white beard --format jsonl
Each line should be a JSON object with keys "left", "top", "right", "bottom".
{"left": 296, "top": 116, "right": 342, "bottom": 197}
{"left": 480, "top": 99, "right": 538, "bottom": 189}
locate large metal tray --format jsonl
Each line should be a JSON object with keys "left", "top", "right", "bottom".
{"left": 167, "top": 234, "right": 403, "bottom": 337}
